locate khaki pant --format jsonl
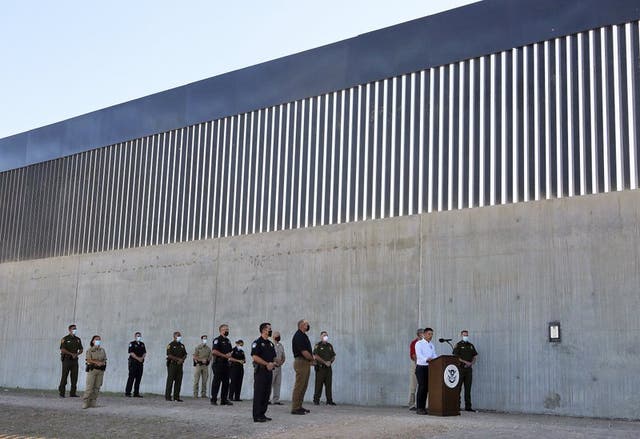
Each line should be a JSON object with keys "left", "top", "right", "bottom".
{"left": 408, "top": 360, "right": 417, "bottom": 407}
{"left": 271, "top": 365, "right": 282, "bottom": 403}
{"left": 193, "top": 364, "right": 209, "bottom": 397}
{"left": 83, "top": 369, "right": 104, "bottom": 408}
{"left": 291, "top": 357, "right": 310, "bottom": 411}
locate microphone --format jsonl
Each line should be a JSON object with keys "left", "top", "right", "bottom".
{"left": 438, "top": 338, "right": 452, "bottom": 343}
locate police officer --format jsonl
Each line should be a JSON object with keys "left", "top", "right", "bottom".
{"left": 228, "top": 339, "right": 246, "bottom": 401}
{"left": 193, "top": 334, "right": 212, "bottom": 398}
{"left": 453, "top": 329, "right": 479, "bottom": 412}
{"left": 251, "top": 322, "right": 276, "bottom": 422}
{"left": 210, "top": 324, "right": 233, "bottom": 406}
{"left": 58, "top": 324, "right": 83, "bottom": 398}
{"left": 125, "top": 331, "right": 146, "bottom": 397}
{"left": 83, "top": 335, "right": 107, "bottom": 409}
{"left": 313, "top": 331, "right": 336, "bottom": 405}
{"left": 165, "top": 331, "right": 187, "bottom": 402}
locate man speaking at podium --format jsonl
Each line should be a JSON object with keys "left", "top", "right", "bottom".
{"left": 414, "top": 327, "right": 438, "bottom": 415}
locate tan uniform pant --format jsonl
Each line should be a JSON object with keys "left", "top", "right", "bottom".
{"left": 291, "top": 357, "right": 310, "bottom": 411}
{"left": 83, "top": 369, "right": 104, "bottom": 408}
{"left": 271, "top": 365, "right": 282, "bottom": 403}
{"left": 193, "top": 364, "right": 209, "bottom": 397}
{"left": 408, "top": 360, "right": 417, "bottom": 407}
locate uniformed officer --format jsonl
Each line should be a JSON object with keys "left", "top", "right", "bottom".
{"left": 58, "top": 324, "right": 83, "bottom": 398}
{"left": 193, "top": 334, "right": 212, "bottom": 398}
{"left": 165, "top": 331, "right": 187, "bottom": 402}
{"left": 228, "top": 339, "right": 246, "bottom": 401}
{"left": 452, "top": 329, "right": 479, "bottom": 412}
{"left": 83, "top": 335, "right": 107, "bottom": 409}
{"left": 269, "top": 331, "right": 285, "bottom": 405}
{"left": 251, "top": 322, "right": 276, "bottom": 422}
{"left": 210, "top": 324, "right": 233, "bottom": 406}
{"left": 125, "top": 331, "right": 146, "bottom": 397}
{"left": 313, "top": 331, "right": 336, "bottom": 405}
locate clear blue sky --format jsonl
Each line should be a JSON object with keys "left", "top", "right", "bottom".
{"left": 0, "top": 0, "right": 475, "bottom": 139}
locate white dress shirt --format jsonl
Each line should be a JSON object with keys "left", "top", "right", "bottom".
{"left": 415, "top": 339, "right": 437, "bottom": 366}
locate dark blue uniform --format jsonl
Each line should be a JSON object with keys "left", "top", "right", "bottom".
{"left": 125, "top": 340, "right": 146, "bottom": 396}
{"left": 211, "top": 335, "right": 233, "bottom": 404}
{"left": 251, "top": 337, "right": 276, "bottom": 421}
{"left": 228, "top": 346, "right": 246, "bottom": 401}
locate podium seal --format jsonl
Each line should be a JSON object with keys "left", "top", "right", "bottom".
{"left": 444, "top": 364, "right": 460, "bottom": 388}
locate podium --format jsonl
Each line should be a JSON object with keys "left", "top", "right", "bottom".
{"left": 427, "top": 355, "right": 461, "bottom": 416}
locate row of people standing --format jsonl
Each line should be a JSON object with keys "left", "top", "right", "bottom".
{"left": 58, "top": 320, "right": 336, "bottom": 419}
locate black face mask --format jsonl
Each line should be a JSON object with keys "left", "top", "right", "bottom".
{"left": 267, "top": 330, "right": 273, "bottom": 337}
{"left": 275, "top": 337, "right": 281, "bottom": 342}
{"left": 223, "top": 331, "right": 229, "bottom": 337}
{"left": 305, "top": 324, "right": 310, "bottom": 332}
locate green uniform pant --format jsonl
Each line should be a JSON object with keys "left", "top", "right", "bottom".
{"left": 58, "top": 358, "right": 79, "bottom": 396}
{"left": 165, "top": 362, "right": 184, "bottom": 400}
{"left": 83, "top": 369, "right": 104, "bottom": 408}
{"left": 459, "top": 367, "right": 473, "bottom": 409}
{"left": 313, "top": 365, "right": 333, "bottom": 403}
{"left": 291, "top": 357, "right": 310, "bottom": 411}
{"left": 193, "top": 364, "right": 209, "bottom": 397}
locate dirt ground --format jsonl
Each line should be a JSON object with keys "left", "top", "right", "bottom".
{"left": 0, "top": 388, "right": 637, "bottom": 439}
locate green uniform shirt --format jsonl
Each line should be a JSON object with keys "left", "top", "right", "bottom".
{"left": 452, "top": 341, "right": 478, "bottom": 363}
{"left": 60, "top": 334, "right": 83, "bottom": 359}
{"left": 166, "top": 341, "right": 187, "bottom": 364}
{"left": 313, "top": 342, "right": 336, "bottom": 363}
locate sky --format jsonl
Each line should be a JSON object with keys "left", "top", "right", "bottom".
{"left": 0, "top": 0, "right": 476, "bottom": 140}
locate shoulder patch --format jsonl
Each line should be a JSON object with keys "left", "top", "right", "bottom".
{"left": 252, "top": 342, "right": 257, "bottom": 348}
{"left": 129, "top": 343, "right": 132, "bottom": 348}
{"left": 213, "top": 339, "right": 218, "bottom": 345}
{"left": 167, "top": 344, "right": 171, "bottom": 349}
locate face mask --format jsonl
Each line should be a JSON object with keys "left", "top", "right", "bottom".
{"left": 223, "top": 331, "right": 229, "bottom": 337}
{"left": 462, "top": 336, "right": 469, "bottom": 342}
{"left": 136, "top": 336, "right": 142, "bottom": 342}
{"left": 237, "top": 346, "right": 243, "bottom": 351}
{"left": 176, "top": 336, "right": 182, "bottom": 343}
{"left": 71, "top": 329, "right": 77, "bottom": 336}
{"left": 94, "top": 340, "right": 101, "bottom": 347}
{"left": 202, "top": 339, "right": 208, "bottom": 344}
{"left": 305, "top": 324, "right": 310, "bottom": 332}
{"left": 274, "top": 337, "right": 281, "bottom": 342}
{"left": 322, "top": 335, "right": 329, "bottom": 342}
{"left": 267, "top": 330, "right": 273, "bottom": 337}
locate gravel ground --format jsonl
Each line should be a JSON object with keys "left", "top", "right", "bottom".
{"left": 0, "top": 388, "right": 638, "bottom": 439}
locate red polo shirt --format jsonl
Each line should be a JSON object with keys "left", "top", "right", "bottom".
{"left": 409, "top": 337, "right": 420, "bottom": 360}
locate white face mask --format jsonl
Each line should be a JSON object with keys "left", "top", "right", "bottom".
{"left": 136, "top": 336, "right": 142, "bottom": 342}
{"left": 462, "top": 336, "right": 469, "bottom": 342}
{"left": 322, "top": 335, "right": 329, "bottom": 342}
{"left": 94, "top": 340, "right": 101, "bottom": 347}
{"left": 176, "top": 336, "right": 182, "bottom": 343}
{"left": 202, "top": 339, "right": 208, "bottom": 344}
{"left": 71, "top": 329, "right": 77, "bottom": 336}
{"left": 237, "top": 346, "right": 243, "bottom": 351}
